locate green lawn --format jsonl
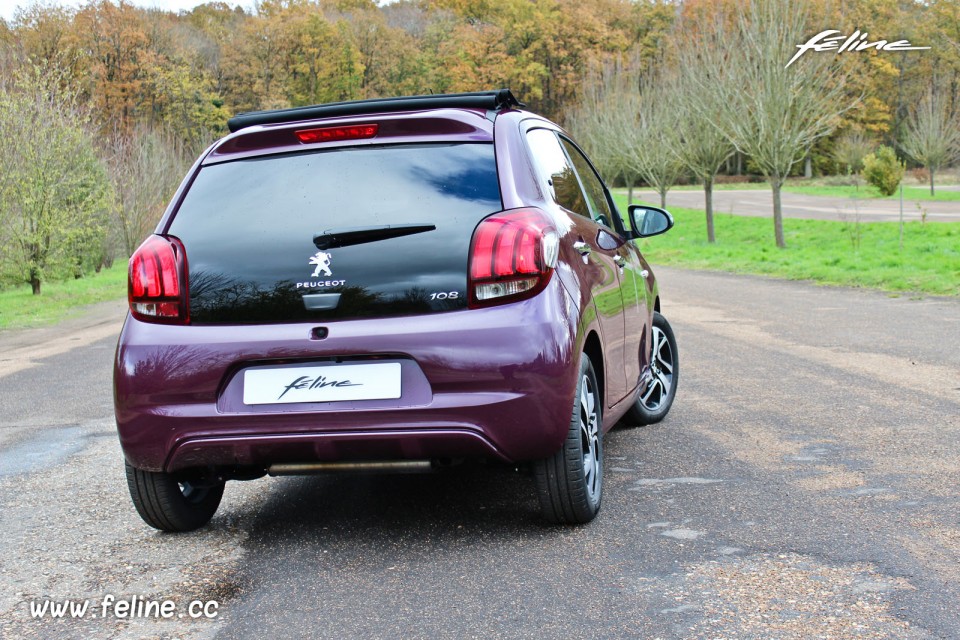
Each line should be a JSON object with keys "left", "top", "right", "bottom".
{"left": 614, "top": 196, "right": 960, "bottom": 297}
{"left": 621, "top": 182, "right": 960, "bottom": 202}
{"left": 782, "top": 184, "right": 960, "bottom": 202}
{"left": 0, "top": 264, "right": 127, "bottom": 330}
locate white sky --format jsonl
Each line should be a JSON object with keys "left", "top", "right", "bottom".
{"left": 0, "top": 0, "right": 253, "bottom": 22}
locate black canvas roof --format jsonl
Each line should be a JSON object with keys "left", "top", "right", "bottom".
{"left": 227, "top": 89, "right": 523, "bottom": 133}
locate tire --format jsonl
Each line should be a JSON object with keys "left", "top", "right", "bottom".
{"left": 125, "top": 462, "right": 224, "bottom": 532}
{"left": 534, "top": 355, "right": 603, "bottom": 524}
{"left": 624, "top": 311, "right": 679, "bottom": 426}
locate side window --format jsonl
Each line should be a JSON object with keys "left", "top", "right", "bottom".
{"left": 560, "top": 138, "right": 615, "bottom": 228}
{"left": 525, "top": 128, "right": 590, "bottom": 218}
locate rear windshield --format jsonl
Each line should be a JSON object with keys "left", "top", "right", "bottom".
{"left": 168, "top": 143, "right": 502, "bottom": 323}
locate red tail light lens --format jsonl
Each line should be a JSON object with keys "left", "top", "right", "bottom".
{"left": 295, "top": 124, "right": 378, "bottom": 144}
{"left": 469, "top": 208, "right": 559, "bottom": 307}
{"left": 129, "top": 235, "right": 189, "bottom": 324}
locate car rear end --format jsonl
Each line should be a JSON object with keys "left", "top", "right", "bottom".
{"left": 114, "top": 103, "right": 579, "bottom": 481}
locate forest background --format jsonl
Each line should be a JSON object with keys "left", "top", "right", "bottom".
{"left": 0, "top": 0, "right": 957, "bottom": 295}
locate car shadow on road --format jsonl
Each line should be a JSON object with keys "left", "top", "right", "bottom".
{"left": 224, "top": 462, "right": 552, "bottom": 547}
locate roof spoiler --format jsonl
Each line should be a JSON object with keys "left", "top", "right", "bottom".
{"left": 227, "top": 89, "right": 524, "bottom": 133}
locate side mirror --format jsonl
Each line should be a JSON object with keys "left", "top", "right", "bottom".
{"left": 628, "top": 205, "right": 674, "bottom": 238}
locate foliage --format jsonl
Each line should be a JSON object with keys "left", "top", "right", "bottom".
{"left": 862, "top": 146, "right": 906, "bottom": 197}
{"left": 0, "top": 63, "right": 113, "bottom": 294}
{"left": 0, "top": 0, "right": 955, "bottom": 293}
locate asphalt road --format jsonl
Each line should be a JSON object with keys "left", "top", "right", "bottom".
{"left": 1, "top": 269, "right": 958, "bottom": 639}
{"left": 633, "top": 188, "right": 960, "bottom": 223}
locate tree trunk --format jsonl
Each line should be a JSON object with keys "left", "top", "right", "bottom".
{"left": 930, "top": 169, "right": 935, "bottom": 196}
{"left": 30, "top": 272, "right": 41, "bottom": 295}
{"left": 705, "top": 177, "right": 716, "bottom": 244}
{"left": 804, "top": 155, "right": 812, "bottom": 179}
{"left": 772, "top": 177, "right": 786, "bottom": 248}
{"left": 659, "top": 187, "right": 667, "bottom": 209}
{"left": 628, "top": 183, "right": 634, "bottom": 205}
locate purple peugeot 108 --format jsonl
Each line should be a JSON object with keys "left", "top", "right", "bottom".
{"left": 115, "top": 90, "right": 678, "bottom": 531}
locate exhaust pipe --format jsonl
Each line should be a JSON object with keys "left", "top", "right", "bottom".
{"left": 268, "top": 460, "right": 433, "bottom": 476}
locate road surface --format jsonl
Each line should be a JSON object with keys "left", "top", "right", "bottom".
{"left": 1, "top": 270, "right": 958, "bottom": 639}
{"left": 633, "top": 188, "right": 960, "bottom": 223}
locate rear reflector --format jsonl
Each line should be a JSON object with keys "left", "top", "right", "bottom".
{"left": 468, "top": 208, "right": 558, "bottom": 307}
{"left": 295, "top": 124, "right": 379, "bottom": 144}
{"left": 129, "top": 235, "right": 189, "bottom": 324}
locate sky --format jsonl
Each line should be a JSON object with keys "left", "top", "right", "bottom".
{"left": 0, "top": 0, "right": 253, "bottom": 22}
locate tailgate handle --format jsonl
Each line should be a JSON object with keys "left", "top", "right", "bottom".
{"left": 303, "top": 293, "right": 341, "bottom": 311}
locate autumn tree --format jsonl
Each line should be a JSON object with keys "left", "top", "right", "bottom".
{"left": 0, "top": 64, "right": 112, "bottom": 293}
{"left": 900, "top": 87, "right": 960, "bottom": 195}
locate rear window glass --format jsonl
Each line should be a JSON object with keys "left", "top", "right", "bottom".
{"left": 171, "top": 143, "right": 500, "bottom": 240}
{"left": 167, "top": 143, "right": 501, "bottom": 323}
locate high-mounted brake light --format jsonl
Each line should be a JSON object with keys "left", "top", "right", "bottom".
{"left": 468, "top": 208, "right": 559, "bottom": 307}
{"left": 294, "top": 124, "right": 379, "bottom": 144}
{"left": 129, "top": 235, "right": 189, "bottom": 324}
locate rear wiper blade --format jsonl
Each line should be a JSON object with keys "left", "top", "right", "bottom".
{"left": 313, "top": 224, "right": 436, "bottom": 250}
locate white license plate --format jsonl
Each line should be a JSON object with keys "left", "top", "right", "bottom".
{"left": 243, "top": 362, "right": 402, "bottom": 405}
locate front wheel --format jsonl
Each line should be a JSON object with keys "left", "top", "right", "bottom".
{"left": 534, "top": 355, "right": 603, "bottom": 524}
{"left": 624, "top": 311, "right": 679, "bottom": 426}
{"left": 125, "top": 462, "right": 224, "bottom": 532}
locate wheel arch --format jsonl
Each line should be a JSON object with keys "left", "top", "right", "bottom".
{"left": 582, "top": 330, "right": 605, "bottom": 410}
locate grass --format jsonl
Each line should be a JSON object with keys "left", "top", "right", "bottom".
{"left": 625, "top": 181, "right": 960, "bottom": 201}
{"left": 614, "top": 195, "right": 960, "bottom": 297}
{"left": 0, "top": 264, "right": 127, "bottom": 330}
{"left": 782, "top": 184, "right": 960, "bottom": 202}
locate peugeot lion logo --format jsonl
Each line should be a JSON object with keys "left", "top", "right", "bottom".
{"left": 309, "top": 251, "right": 333, "bottom": 277}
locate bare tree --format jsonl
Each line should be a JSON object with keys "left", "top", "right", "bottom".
{"left": 566, "top": 59, "right": 643, "bottom": 205}
{"left": 625, "top": 68, "right": 685, "bottom": 209}
{"left": 669, "top": 59, "right": 734, "bottom": 243}
{"left": 568, "top": 58, "right": 684, "bottom": 209}
{"left": 832, "top": 130, "right": 874, "bottom": 184}
{"left": 104, "top": 123, "right": 192, "bottom": 257}
{"left": 900, "top": 87, "right": 960, "bottom": 196}
{"left": 691, "top": 0, "right": 852, "bottom": 248}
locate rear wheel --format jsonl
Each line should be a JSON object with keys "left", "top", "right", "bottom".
{"left": 125, "top": 462, "right": 224, "bottom": 532}
{"left": 624, "top": 311, "right": 678, "bottom": 426}
{"left": 534, "top": 355, "right": 603, "bottom": 524}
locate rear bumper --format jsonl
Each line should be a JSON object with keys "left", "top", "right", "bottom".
{"left": 115, "top": 278, "right": 579, "bottom": 472}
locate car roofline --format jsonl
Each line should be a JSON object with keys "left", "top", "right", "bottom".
{"left": 227, "top": 89, "right": 524, "bottom": 133}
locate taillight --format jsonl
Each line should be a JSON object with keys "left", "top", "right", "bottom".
{"left": 468, "top": 208, "right": 559, "bottom": 307}
{"left": 129, "top": 235, "right": 189, "bottom": 324}
{"left": 294, "top": 124, "right": 378, "bottom": 144}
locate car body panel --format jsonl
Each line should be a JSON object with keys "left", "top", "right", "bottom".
{"left": 116, "top": 276, "right": 580, "bottom": 472}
